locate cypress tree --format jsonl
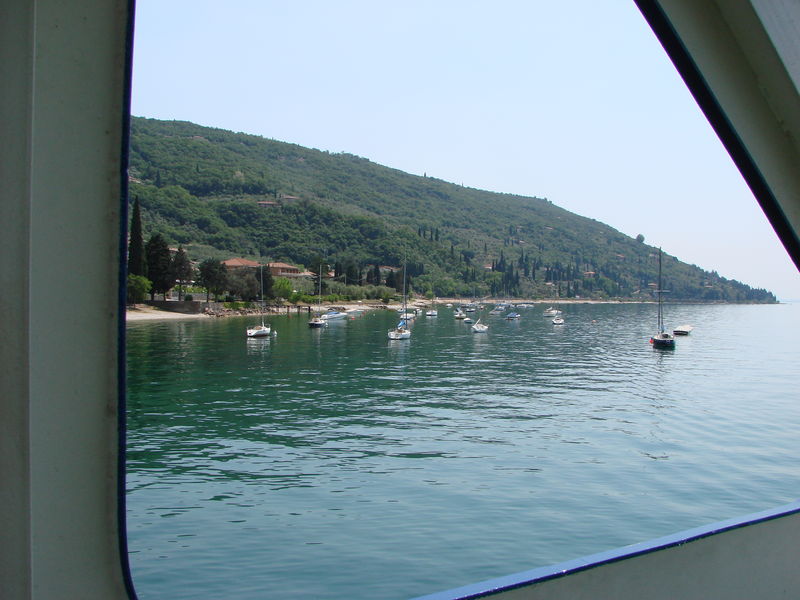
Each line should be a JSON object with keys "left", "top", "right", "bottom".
{"left": 127, "top": 197, "right": 145, "bottom": 276}
{"left": 258, "top": 265, "right": 274, "bottom": 300}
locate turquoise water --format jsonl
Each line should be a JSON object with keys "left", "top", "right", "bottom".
{"left": 126, "top": 303, "right": 800, "bottom": 599}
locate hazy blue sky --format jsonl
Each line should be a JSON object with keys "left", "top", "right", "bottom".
{"left": 132, "top": 1, "right": 800, "bottom": 299}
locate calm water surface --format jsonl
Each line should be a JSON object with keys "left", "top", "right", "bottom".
{"left": 126, "top": 303, "right": 800, "bottom": 599}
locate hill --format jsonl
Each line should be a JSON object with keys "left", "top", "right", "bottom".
{"left": 128, "top": 116, "right": 776, "bottom": 302}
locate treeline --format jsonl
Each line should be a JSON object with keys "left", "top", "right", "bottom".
{"left": 126, "top": 116, "right": 777, "bottom": 303}
{"left": 126, "top": 198, "right": 276, "bottom": 303}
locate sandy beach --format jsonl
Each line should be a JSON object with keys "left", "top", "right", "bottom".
{"left": 126, "top": 305, "right": 212, "bottom": 322}
{"left": 126, "top": 301, "right": 389, "bottom": 322}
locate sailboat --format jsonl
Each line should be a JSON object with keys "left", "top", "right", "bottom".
{"left": 650, "top": 249, "right": 675, "bottom": 349}
{"left": 388, "top": 261, "right": 411, "bottom": 340}
{"left": 308, "top": 261, "right": 326, "bottom": 328}
{"left": 471, "top": 318, "right": 489, "bottom": 333}
{"left": 246, "top": 264, "right": 272, "bottom": 338}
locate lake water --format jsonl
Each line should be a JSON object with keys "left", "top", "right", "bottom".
{"left": 126, "top": 302, "right": 800, "bottom": 599}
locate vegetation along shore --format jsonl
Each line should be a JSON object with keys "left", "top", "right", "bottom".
{"left": 125, "top": 116, "right": 776, "bottom": 306}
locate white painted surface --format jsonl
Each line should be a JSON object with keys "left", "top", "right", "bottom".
{"left": 0, "top": 1, "right": 131, "bottom": 598}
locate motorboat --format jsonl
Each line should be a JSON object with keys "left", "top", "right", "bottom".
{"left": 552, "top": 316, "right": 565, "bottom": 325}
{"left": 320, "top": 310, "right": 347, "bottom": 321}
{"left": 308, "top": 316, "right": 326, "bottom": 328}
{"left": 673, "top": 325, "right": 694, "bottom": 335}
{"left": 505, "top": 312, "right": 521, "bottom": 320}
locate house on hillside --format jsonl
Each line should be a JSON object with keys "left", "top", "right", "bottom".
{"left": 267, "top": 262, "right": 301, "bottom": 277}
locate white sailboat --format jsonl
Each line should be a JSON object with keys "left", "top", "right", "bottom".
{"left": 388, "top": 261, "right": 411, "bottom": 340}
{"left": 471, "top": 318, "right": 488, "bottom": 333}
{"left": 308, "top": 261, "right": 326, "bottom": 328}
{"left": 246, "top": 264, "right": 272, "bottom": 338}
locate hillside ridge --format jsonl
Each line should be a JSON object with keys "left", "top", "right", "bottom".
{"left": 128, "top": 116, "right": 776, "bottom": 302}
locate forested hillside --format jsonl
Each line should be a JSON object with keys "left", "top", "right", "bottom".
{"left": 128, "top": 116, "right": 775, "bottom": 302}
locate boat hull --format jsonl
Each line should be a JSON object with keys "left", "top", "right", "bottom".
{"left": 320, "top": 311, "right": 346, "bottom": 320}
{"left": 651, "top": 334, "right": 675, "bottom": 349}
{"left": 246, "top": 327, "right": 271, "bottom": 338}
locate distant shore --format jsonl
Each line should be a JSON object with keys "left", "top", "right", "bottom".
{"left": 125, "top": 298, "right": 680, "bottom": 323}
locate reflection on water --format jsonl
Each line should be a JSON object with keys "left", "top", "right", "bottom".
{"left": 127, "top": 303, "right": 800, "bottom": 600}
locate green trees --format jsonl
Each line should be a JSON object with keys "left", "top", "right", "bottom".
{"left": 197, "top": 258, "right": 228, "bottom": 302}
{"left": 258, "top": 266, "right": 274, "bottom": 300}
{"left": 171, "top": 246, "right": 193, "bottom": 301}
{"left": 144, "top": 233, "right": 173, "bottom": 300}
{"left": 126, "top": 116, "right": 777, "bottom": 303}
{"left": 309, "top": 256, "right": 329, "bottom": 295}
{"left": 127, "top": 197, "right": 145, "bottom": 276}
{"left": 126, "top": 274, "right": 151, "bottom": 304}
{"left": 227, "top": 269, "right": 259, "bottom": 301}
{"left": 272, "top": 277, "right": 293, "bottom": 300}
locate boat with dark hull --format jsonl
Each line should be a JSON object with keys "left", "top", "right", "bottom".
{"left": 650, "top": 249, "right": 675, "bottom": 349}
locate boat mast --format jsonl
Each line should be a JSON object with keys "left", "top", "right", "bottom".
{"left": 402, "top": 260, "right": 407, "bottom": 316}
{"left": 317, "top": 258, "right": 323, "bottom": 311}
{"left": 657, "top": 249, "right": 664, "bottom": 333}
{"left": 260, "top": 263, "right": 265, "bottom": 326}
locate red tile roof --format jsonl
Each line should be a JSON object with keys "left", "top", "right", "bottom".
{"left": 223, "top": 257, "right": 261, "bottom": 268}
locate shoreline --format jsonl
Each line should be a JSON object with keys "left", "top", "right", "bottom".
{"left": 126, "top": 298, "right": 776, "bottom": 323}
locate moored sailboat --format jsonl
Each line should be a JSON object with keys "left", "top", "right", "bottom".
{"left": 388, "top": 260, "right": 411, "bottom": 340}
{"left": 308, "top": 261, "right": 326, "bottom": 328}
{"left": 246, "top": 264, "right": 272, "bottom": 338}
{"left": 651, "top": 249, "right": 675, "bottom": 349}
{"left": 471, "top": 318, "right": 488, "bottom": 333}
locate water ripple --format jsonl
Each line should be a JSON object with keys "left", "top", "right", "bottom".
{"left": 127, "top": 303, "right": 800, "bottom": 600}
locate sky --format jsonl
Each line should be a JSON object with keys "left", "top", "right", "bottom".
{"left": 131, "top": 1, "right": 800, "bottom": 300}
